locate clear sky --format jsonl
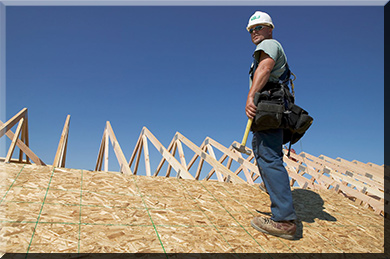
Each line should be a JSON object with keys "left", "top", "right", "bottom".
{"left": 1, "top": 3, "right": 385, "bottom": 175}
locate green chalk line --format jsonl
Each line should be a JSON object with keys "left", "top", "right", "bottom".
{"left": 131, "top": 176, "right": 167, "bottom": 257}
{"left": 198, "top": 181, "right": 271, "bottom": 256}
{"left": 0, "top": 165, "right": 25, "bottom": 205}
{"left": 216, "top": 181, "right": 297, "bottom": 255}
{"left": 25, "top": 167, "right": 55, "bottom": 256}
{"left": 175, "top": 178, "right": 239, "bottom": 256}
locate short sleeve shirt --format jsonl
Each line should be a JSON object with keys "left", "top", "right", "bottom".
{"left": 249, "top": 39, "right": 288, "bottom": 87}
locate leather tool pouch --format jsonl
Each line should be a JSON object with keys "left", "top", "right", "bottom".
{"left": 251, "top": 90, "right": 285, "bottom": 132}
{"left": 283, "top": 103, "right": 314, "bottom": 144}
{"left": 286, "top": 104, "right": 313, "bottom": 135}
{"left": 250, "top": 83, "right": 313, "bottom": 143}
{"left": 254, "top": 101, "right": 285, "bottom": 131}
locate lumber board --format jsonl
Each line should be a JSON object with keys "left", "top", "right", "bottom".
{"left": 232, "top": 149, "right": 254, "bottom": 185}
{"left": 128, "top": 131, "right": 142, "bottom": 168}
{"left": 165, "top": 141, "right": 177, "bottom": 177}
{"left": 287, "top": 151, "right": 384, "bottom": 199}
{"left": 319, "top": 154, "right": 383, "bottom": 183}
{"left": 336, "top": 157, "right": 384, "bottom": 181}
{"left": 60, "top": 136, "right": 68, "bottom": 168}
{"left": 283, "top": 157, "right": 322, "bottom": 190}
{"left": 194, "top": 145, "right": 206, "bottom": 180}
{"left": 232, "top": 151, "right": 255, "bottom": 176}
{"left": 285, "top": 153, "right": 384, "bottom": 213}
{"left": 326, "top": 167, "right": 384, "bottom": 199}
{"left": 367, "top": 161, "right": 385, "bottom": 169}
{"left": 128, "top": 132, "right": 143, "bottom": 175}
{"left": 175, "top": 133, "right": 246, "bottom": 184}
{"left": 352, "top": 159, "right": 384, "bottom": 173}
{"left": 303, "top": 152, "right": 384, "bottom": 186}
{"left": 285, "top": 155, "right": 344, "bottom": 191}
{"left": 53, "top": 115, "right": 70, "bottom": 168}
{"left": 95, "top": 129, "right": 106, "bottom": 171}
{"left": 336, "top": 181, "right": 384, "bottom": 212}
{"left": 142, "top": 135, "right": 151, "bottom": 176}
{"left": 22, "top": 115, "right": 30, "bottom": 164}
{"left": 0, "top": 119, "right": 45, "bottom": 166}
{"left": 141, "top": 127, "right": 194, "bottom": 180}
{"left": 205, "top": 139, "right": 261, "bottom": 179}
{"left": 205, "top": 144, "right": 224, "bottom": 182}
{"left": 104, "top": 127, "right": 109, "bottom": 172}
{"left": 153, "top": 136, "right": 175, "bottom": 177}
{"left": 186, "top": 139, "right": 206, "bottom": 168}
{"left": 5, "top": 117, "right": 24, "bottom": 163}
{"left": 175, "top": 140, "right": 188, "bottom": 169}
{"left": 105, "top": 122, "right": 132, "bottom": 175}
{"left": 205, "top": 152, "right": 228, "bottom": 180}
{"left": 133, "top": 137, "right": 143, "bottom": 175}
{"left": 0, "top": 157, "right": 30, "bottom": 164}
{"left": 0, "top": 108, "right": 27, "bottom": 139}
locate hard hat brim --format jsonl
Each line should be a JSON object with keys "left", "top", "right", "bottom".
{"left": 246, "top": 23, "right": 274, "bottom": 32}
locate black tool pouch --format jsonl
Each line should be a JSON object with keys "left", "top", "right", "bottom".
{"left": 254, "top": 101, "right": 285, "bottom": 131}
{"left": 251, "top": 89, "right": 285, "bottom": 132}
{"left": 287, "top": 104, "right": 313, "bottom": 134}
{"left": 284, "top": 104, "right": 313, "bottom": 144}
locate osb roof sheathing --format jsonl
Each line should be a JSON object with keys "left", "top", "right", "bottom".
{"left": 0, "top": 162, "right": 386, "bottom": 254}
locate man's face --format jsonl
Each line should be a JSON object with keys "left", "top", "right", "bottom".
{"left": 249, "top": 24, "right": 272, "bottom": 45}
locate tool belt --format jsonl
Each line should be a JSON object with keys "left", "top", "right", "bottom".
{"left": 251, "top": 82, "right": 313, "bottom": 145}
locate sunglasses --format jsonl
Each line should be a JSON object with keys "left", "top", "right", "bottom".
{"left": 249, "top": 25, "right": 265, "bottom": 34}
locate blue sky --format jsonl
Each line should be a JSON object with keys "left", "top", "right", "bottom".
{"left": 1, "top": 4, "right": 385, "bottom": 175}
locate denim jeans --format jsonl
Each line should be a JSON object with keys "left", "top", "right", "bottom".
{"left": 252, "top": 128, "right": 297, "bottom": 222}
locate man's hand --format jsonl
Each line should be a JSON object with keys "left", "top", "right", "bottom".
{"left": 246, "top": 96, "right": 257, "bottom": 119}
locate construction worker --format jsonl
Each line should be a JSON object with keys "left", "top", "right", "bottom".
{"left": 245, "top": 11, "right": 297, "bottom": 240}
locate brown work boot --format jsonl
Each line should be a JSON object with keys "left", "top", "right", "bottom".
{"left": 259, "top": 182, "right": 268, "bottom": 194}
{"left": 251, "top": 216, "right": 296, "bottom": 240}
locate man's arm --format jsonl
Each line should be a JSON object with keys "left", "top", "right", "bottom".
{"left": 245, "top": 50, "right": 275, "bottom": 119}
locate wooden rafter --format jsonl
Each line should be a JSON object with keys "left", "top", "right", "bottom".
{"left": 93, "top": 123, "right": 386, "bottom": 217}
{"left": 53, "top": 115, "right": 70, "bottom": 168}
{"left": 0, "top": 108, "right": 45, "bottom": 165}
{"left": 129, "top": 127, "right": 194, "bottom": 180}
{"left": 284, "top": 150, "right": 385, "bottom": 215}
{"left": 301, "top": 152, "right": 384, "bottom": 193}
{"left": 5, "top": 117, "right": 24, "bottom": 163}
{"left": 2, "top": 109, "right": 384, "bottom": 216}
{"left": 319, "top": 154, "right": 383, "bottom": 185}
{"left": 95, "top": 121, "right": 132, "bottom": 175}
{"left": 173, "top": 133, "right": 246, "bottom": 184}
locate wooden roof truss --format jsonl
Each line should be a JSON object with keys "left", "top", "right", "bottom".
{"left": 2, "top": 108, "right": 387, "bottom": 217}
{"left": 0, "top": 108, "right": 44, "bottom": 165}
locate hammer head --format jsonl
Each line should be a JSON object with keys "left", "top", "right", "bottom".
{"left": 232, "top": 144, "right": 252, "bottom": 156}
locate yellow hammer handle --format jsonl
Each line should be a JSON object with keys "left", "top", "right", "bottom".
{"left": 241, "top": 118, "right": 253, "bottom": 146}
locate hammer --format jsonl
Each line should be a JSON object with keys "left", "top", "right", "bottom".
{"left": 233, "top": 92, "right": 260, "bottom": 155}
{"left": 232, "top": 118, "right": 253, "bottom": 155}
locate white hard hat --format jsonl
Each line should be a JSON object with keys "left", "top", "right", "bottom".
{"left": 246, "top": 11, "right": 274, "bottom": 31}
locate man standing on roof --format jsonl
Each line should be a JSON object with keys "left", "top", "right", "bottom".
{"left": 245, "top": 11, "right": 297, "bottom": 240}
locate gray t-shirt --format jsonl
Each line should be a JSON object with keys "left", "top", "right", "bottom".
{"left": 249, "top": 39, "right": 288, "bottom": 87}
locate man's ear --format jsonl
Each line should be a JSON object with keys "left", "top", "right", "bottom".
{"left": 268, "top": 28, "right": 273, "bottom": 37}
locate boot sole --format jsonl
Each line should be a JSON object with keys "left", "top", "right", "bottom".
{"left": 250, "top": 219, "right": 295, "bottom": 240}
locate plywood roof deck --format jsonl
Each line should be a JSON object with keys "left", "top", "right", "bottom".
{"left": 0, "top": 162, "right": 386, "bottom": 254}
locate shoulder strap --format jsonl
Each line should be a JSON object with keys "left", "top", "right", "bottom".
{"left": 278, "top": 63, "right": 291, "bottom": 84}
{"left": 250, "top": 58, "right": 296, "bottom": 97}
{"left": 249, "top": 54, "right": 259, "bottom": 81}
{"left": 279, "top": 63, "right": 296, "bottom": 98}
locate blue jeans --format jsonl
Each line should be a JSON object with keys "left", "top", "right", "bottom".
{"left": 252, "top": 128, "right": 296, "bottom": 222}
